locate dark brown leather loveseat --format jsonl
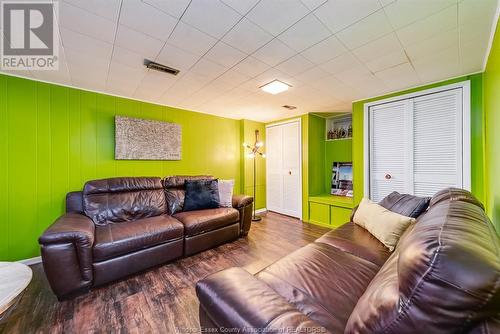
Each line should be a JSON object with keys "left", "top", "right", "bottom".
{"left": 196, "top": 188, "right": 500, "bottom": 333}
{"left": 39, "top": 176, "right": 253, "bottom": 300}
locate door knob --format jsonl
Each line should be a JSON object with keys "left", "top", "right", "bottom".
{"left": 385, "top": 174, "right": 392, "bottom": 180}
{"left": 288, "top": 171, "right": 292, "bottom": 175}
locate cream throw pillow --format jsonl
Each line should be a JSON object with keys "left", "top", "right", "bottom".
{"left": 218, "top": 179, "right": 234, "bottom": 208}
{"left": 353, "top": 198, "right": 415, "bottom": 251}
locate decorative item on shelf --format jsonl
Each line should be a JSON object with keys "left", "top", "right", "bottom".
{"left": 326, "top": 114, "right": 353, "bottom": 140}
{"left": 243, "top": 130, "right": 266, "bottom": 222}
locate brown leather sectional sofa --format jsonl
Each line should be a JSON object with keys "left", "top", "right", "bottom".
{"left": 196, "top": 188, "right": 500, "bottom": 333}
{"left": 39, "top": 176, "right": 253, "bottom": 300}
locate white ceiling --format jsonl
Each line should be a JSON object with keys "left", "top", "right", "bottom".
{"left": 1, "top": 0, "right": 498, "bottom": 122}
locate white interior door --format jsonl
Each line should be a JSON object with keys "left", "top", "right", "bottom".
{"left": 367, "top": 85, "right": 468, "bottom": 201}
{"left": 266, "top": 120, "right": 302, "bottom": 218}
{"left": 369, "top": 100, "right": 411, "bottom": 202}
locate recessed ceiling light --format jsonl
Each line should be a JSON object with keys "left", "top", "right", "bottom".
{"left": 260, "top": 80, "right": 291, "bottom": 95}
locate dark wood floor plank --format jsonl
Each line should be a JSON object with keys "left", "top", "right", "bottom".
{"left": 0, "top": 212, "right": 330, "bottom": 334}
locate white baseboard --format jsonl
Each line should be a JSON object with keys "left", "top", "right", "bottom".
{"left": 255, "top": 208, "right": 267, "bottom": 214}
{"left": 17, "top": 256, "right": 42, "bottom": 266}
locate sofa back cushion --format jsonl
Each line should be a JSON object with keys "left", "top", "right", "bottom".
{"left": 163, "top": 175, "right": 214, "bottom": 214}
{"left": 345, "top": 188, "right": 500, "bottom": 333}
{"left": 83, "top": 177, "right": 166, "bottom": 225}
{"left": 378, "top": 191, "right": 430, "bottom": 218}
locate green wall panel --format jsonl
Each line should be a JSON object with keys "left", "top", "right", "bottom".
{"left": 240, "top": 119, "right": 266, "bottom": 210}
{"left": 0, "top": 74, "right": 243, "bottom": 261}
{"left": 352, "top": 73, "right": 485, "bottom": 208}
{"left": 308, "top": 114, "right": 325, "bottom": 196}
{"left": 484, "top": 20, "right": 500, "bottom": 233}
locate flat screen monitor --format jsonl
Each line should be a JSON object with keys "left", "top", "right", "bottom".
{"left": 331, "top": 162, "right": 353, "bottom": 197}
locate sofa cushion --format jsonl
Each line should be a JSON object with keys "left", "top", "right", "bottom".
{"left": 183, "top": 179, "right": 220, "bottom": 211}
{"left": 378, "top": 191, "right": 430, "bottom": 218}
{"left": 163, "top": 175, "right": 214, "bottom": 214}
{"left": 256, "top": 242, "right": 380, "bottom": 333}
{"left": 345, "top": 188, "right": 500, "bottom": 333}
{"left": 353, "top": 198, "right": 415, "bottom": 251}
{"left": 315, "top": 222, "right": 390, "bottom": 266}
{"left": 83, "top": 177, "right": 166, "bottom": 225}
{"left": 173, "top": 208, "right": 239, "bottom": 237}
{"left": 93, "top": 215, "right": 184, "bottom": 261}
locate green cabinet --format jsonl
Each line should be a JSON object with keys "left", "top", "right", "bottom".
{"left": 308, "top": 195, "right": 354, "bottom": 228}
{"left": 309, "top": 202, "right": 330, "bottom": 226}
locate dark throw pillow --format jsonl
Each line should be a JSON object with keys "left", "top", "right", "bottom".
{"left": 183, "top": 179, "right": 220, "bottom": 212}
{"left": 378, "top": 191, "right": 430, "bottom": 218}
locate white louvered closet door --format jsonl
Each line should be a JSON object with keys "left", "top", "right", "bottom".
{"left": 369, "top": 100, "right": 412, "bottom": 202}
{"left": 368, "top": 87, "right": 466, "bottom": 201}
{"left": 413, "top": 89, "right": 463, "bottom": 196}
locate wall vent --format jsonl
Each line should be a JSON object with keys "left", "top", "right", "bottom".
{"left": 282, "top": 105, "right": 297, "bottom": 110}
{"left": 144, "top": 59, "right": 179, "bottom": 75}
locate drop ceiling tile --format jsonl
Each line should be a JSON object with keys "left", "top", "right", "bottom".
{"left": 313, "top": 0, "right": 381, "bottom": 33}
{"left": 352, "top": 33, "right": 402, "bottom": 62}
{"left": 293, "top": 66, "right": 331, "bottom": 83}
{"left": 459, "top": 0, "right": 497, "bottom": 26}
{"left": 221, "top": 0, "right": 260, "bottom": 15}
{"left": 115, "top": 25, "right": 165, "bottom": 59}
{"left": 383, "top": 0, "right": 457, "bottom": 30}
{"left": 337, "top": 11, "right": 393, "bottom": 50}
{"left": 246, "top": 0, "right": 310, "bottom": 36}
{"left": 308, "top": 75, "right": 345, "bottom": 90}
{"left": 107, "top": 61, "right": 147, "bottom": 87}
{"left": 167, "top": 21, "right": 218, "bottom": 56}
{"left": 62, "top": 0, "right": 121, "bottom": 21}
{"left": 134, "top": 72, "right": 179, "bottom": 100}
{"left": 333, "top": 65, "right": 372, "bottom": 86}
{"left": 189, "top": 58, "right": 228, "bottom": 79}
{"left": 204, "top": 42, "right": 247, "bottom": 68}
{"left": 156, "top": 43, "right": 201, "bottom": 72}
{"left": 365, "top": 49, "right": 407, "bottom": 72}
{"left": 300, "top": 0, "right": 328, "bottom": 11}
{"left": 217, "top": 69, "right": 251, "bottom": 86}
{"left": 379, "top": 0, "right": 396, "bottom": 6}
{"left": 278, "top": 14, "right": 332, "bottom": 52}
{"left": 59, "top": 2, "right": 116, "bottom": 43}
{"left": 320, "top": 52, "right": 362, "bottom": 75}
{"left": 251, "top": 39, "right": 296, "bottom": 67}
{"left": 181, "top": 0, "right": 242, "bottom": 39}
{"left": 60, "top": 27, "right": 113, "bottom": 59}
{"left": 460, "top": 38, "right": 488, "bottom": 74}
{"left": 112, "top": 46, "right": 149, "bottom": 70}
{"left": 396, "top": 5, "right": 457, "bottom": 47}
{"left": 274, "top": 54, "right": 315, "bottom": 76}
{"left": 222, "top": 18, "right": 274, "bottom": 54}
{"left": 405, "top": 28, "right": 458, "bottom": 62}
{"left": 374, "top": 62, "right": 420, "bottom": 91}
{"left": 120, "top": 0, "right": 178, "bottom": 40}
{"left": 142, "top": 0, "right": 191, "bottom": 18}
{"left": 106, "top": 78, "right": 139, "bottom": 97}
{"left": 300, "top": 35, "right": 347, "bottom": 64}
{"left": 232, "top": 56, "right": 270, "bottom": 77}
{"left": 412, "top": 45, "right": 460, "bottom": 83}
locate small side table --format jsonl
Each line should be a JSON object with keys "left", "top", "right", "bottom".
{"left": 0, "top": 262, "right": 32, "bottom": 320}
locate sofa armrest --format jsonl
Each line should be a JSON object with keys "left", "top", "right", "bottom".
{"left": 196, "top": 267, "right": 330, "bottom": 333}
{"left": 232, "top": 194, "right": 253, "bottom": 209}
{"left": 232, "top": 195, "right": 253, "bottom": 236}
{"left": 39, "top": 213, "right": 95, "bottom": 299}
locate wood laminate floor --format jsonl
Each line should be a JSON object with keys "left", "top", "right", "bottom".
{"left": 0, "top": 212, "right": 330, "bottom": 334}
